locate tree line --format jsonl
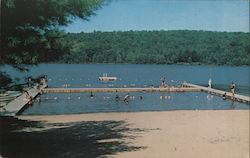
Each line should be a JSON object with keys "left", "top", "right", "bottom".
{"left": 46, "top": 30, "right": 249, "bottom": 66}
{"left": 1, "top": 0, "right": 249, "bottom": 89}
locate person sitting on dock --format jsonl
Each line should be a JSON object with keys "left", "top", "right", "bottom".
{"left": 24, "top": 90, "right": 30, "bottom": 99}
{"left": 230, "top": 82, "right": 236, "bottom": 99}
{"left": 28, "top": 96, "right": 33, "bottom": 106}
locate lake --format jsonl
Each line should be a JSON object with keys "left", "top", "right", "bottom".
{"left": 4, "top": 64, "right": 250, "bottom": 115}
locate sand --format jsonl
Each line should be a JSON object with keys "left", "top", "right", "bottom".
{"left": 17, "top": 110, "right": 249, "bottom": 158}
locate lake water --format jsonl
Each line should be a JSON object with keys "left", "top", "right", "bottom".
{"left": 4, "top": 64, "right": 249, "bottom": 115}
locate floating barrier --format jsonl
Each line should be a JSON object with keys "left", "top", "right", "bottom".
{"left": 42, "top": 87, "right": 200, "bottom": 93}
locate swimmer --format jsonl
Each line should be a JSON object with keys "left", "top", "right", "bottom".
{"left": 35, "top": 95, "right": 41, "bottom": 103}
{"left": 115, "top": 95, "right": 120, "bottom": 102}
{"left": 222, "top": 92, "right": 227, "bottom": 100}
{"left": 124, "top": 95, "right": 129, "bottom": 104}
{"left": 90, "top": 91, "right": 94, "bottom": 98}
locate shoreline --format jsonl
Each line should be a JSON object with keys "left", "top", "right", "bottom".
{"left": 17, "top": 109, "right": 249, "bottom": 119}
{"left": 1, "top": 110, "right": 249, "bottom": 158}
{"left": 18, "top": 110, "right": 249, "bottom": 158}
{"left": 11, "top": 63, "right": 250, "bottom": 67}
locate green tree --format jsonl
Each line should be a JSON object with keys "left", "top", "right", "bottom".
{"left": 60, "top": 30, "right": 249, "bottom": 66}
{"left": 0, "top": 0, "right": 105, "bottom": 88}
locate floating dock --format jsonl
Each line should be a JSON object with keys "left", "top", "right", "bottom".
{"left": 182, "top": 83, "right": 250, "bottom": 104}
{"left": 43, "top": 85, "right": 250, "bottom": 104}
{"left": 0, "top": 84, "right": 47, "bottom": 116}
{"left": 42, "top": 87, "right": 200, "bottom": 93}
{"left": 2, "top": 82, "right": 248, "bottom": 116}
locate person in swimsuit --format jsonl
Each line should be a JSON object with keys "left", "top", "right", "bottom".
{"left": 160, "top": 77, "right": 166, "bottom": 88}
{"left": 115, "top": 94, "right": 120, "bottom": 102}
{"left": 124, "top": 95, "right": 129, "bottom": 104}
{"left": 28, "top": 96, "right": 33, "bottom": 106}
{"left": 90, "top": 91, "right": 94, "bottom": 98}
{"left": 230, "top": 82, "right": 235, "bottom": 99}
{"left": 208, "top": 78, "right": 212, "bottom": 88}
{"left": 222, "top": 92, "right": 227, "bottom": 100}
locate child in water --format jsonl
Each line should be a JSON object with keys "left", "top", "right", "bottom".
{"left": 124, "top": 95, "right": 129, "bottom": 104}
{"left": 90, "top": 91, "right": 94, "bottom": 98}
{"left": 222, "top": 92, "right": 227, "bottom": 100}
{"left": 115, "top": 94, "right": 120, "bottom": 102}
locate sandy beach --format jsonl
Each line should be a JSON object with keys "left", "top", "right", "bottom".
{"left": 2, "top": 110, "right": 245, "bottom": 158}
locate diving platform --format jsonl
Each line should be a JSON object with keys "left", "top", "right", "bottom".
{"left": 42, "top": 84, "right": 250, "bottom": 104}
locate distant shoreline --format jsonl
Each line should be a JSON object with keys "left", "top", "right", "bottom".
{"left": 36, "top": 62, "right": 250, "bottom": 67}
{"left": 37, "top": 30, "right": 249, "bottom": 66}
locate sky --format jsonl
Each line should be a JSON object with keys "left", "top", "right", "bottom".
{"left": 64, "top": 0, "right": 249, "bottom": 33}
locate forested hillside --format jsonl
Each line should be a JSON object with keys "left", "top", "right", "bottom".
{"left": 47, "top": 30, "right": 249, "bottom": 65}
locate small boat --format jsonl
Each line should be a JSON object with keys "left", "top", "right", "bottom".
{"left": 99, "top": 73, "right": 117, "bottom": 81}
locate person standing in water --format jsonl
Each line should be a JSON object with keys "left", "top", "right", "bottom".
{"left": 139, "top": 96, "right": 143, "bottom": 100}
{"left": 115, "top": 94, "right": 120, "bottom": 102}
{"left": 222, "top": 92, "right": 227, "bottom": 100}
{"left": 124, "top": 95, "right": 129, "bottom": 104}
{"left": 28, "top": 77, "right": 32, "bottom": 88}
{"left": 90, "top": 91, "right": 94, "bottom": 98}
{"left": 160, "top": 77, "right": 165, "bottom": 88}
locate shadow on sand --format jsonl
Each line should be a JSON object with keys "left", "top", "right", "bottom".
{"left": 0, "top": 116, "right": 147, "bottom": 158}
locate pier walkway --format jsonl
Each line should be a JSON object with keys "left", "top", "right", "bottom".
{"left": 1, "top": 84, "right": 47, "bottom": 116}
{"left": 42, "top": 87, "right": 200, "bottom": 93}
{"left": 182, "top": 83, "right": 250, "bottom": 104}
{"left": 2, "top": 82, "right": 248, "bottom": 116}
